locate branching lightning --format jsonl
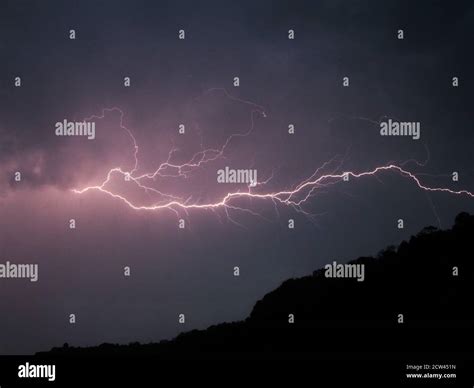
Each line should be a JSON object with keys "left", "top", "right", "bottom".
{"left": 72, "top": 91, "right": 474, "bottom": 223}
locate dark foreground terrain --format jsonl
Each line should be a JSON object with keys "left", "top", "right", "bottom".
{"left": 40, "top": 212, "right": 474, "bottom": 360}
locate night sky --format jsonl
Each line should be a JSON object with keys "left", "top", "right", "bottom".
{"left": 1, "top": 0, "right": 474, "bottom": 354}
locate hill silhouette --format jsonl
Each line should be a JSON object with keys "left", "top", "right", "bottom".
{"left": 40, "top": 212, "right": 474, "bottom": 359}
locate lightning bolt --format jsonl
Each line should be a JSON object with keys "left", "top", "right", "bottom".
{"left": 72, "top": 91, "right": 474, "bottom": 224}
